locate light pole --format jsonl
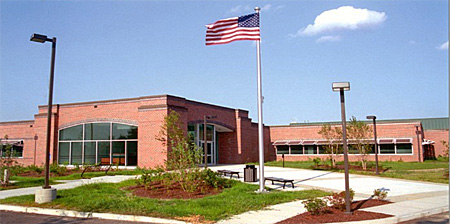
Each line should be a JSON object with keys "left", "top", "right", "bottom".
{"left": 30, "top": 33, "right": 57, "bottom": 203}
{"left": 332, "top": 82, "right": 352, "bottom": 214}
{"left": 366, "top": 115, "right": 379, "bottom": 175}
{"left": 415, "top": 125, "right": 422, "bottom": 162}
{"left": 34, "top": 134, "right": 38, "bottom": 166}
{"left": 203, "top": 115, "right": 217, "bottom": 168}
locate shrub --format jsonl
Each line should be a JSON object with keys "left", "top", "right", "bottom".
{"left": 302, "top": 198, "right": 327, "bottom": 215}
{"left": 50, "top": 163, "right": 67, "bottom": 176}
{"left": 326, "top": 188, "right": 355, "bottom": 210}
{"left": 373, "top": 188, "right": 388, "bottom": 200}
{"left": 312, "top": 158, "right": 321, "bottom": 167}
{"left": 27, "top": 165, "right": 44, "bottom": 174}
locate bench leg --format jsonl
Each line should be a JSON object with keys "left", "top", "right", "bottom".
{"left": 291, "top": 182, "right": 294, "bottom": 189}
{"left": 283, "top": 183, "right": 286, "bottom": 189}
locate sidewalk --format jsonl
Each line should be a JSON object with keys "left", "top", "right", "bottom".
{"left": 0, "top": 175, "right": 137, "bottom": 199}
{"left": 0, "top": 166, "right": 448, "bottom": 224}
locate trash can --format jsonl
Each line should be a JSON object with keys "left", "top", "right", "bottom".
{"left": 244, "top": 165, "right": 257, "bottom": 182}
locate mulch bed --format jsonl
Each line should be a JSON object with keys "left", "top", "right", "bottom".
{"left": 16, "top": 170, "right": 81, "bottom": 177}
{"left": 127, "top": 180, "right": 223, "bottom": 200}
{"left": 277, "top": 199, "right": 393, "bottom": 224}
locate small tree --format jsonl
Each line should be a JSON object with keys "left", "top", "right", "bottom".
{"left": 156, "top": 110, "right": 202, "bottom": 192}
{"left": 318, "top": 124, "right": 342, "bottom": 167}
{"left": 441, "top": 140, "right": 449, "bottom": 159}
{"left": 347, "top": 117, "right": 372, "bottom": 170}
{"left": 0, "top": 135, "right": 18, "bottom": 186}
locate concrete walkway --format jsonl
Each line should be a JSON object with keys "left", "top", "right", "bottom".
{"left": 0, "top": 175, "right": 137, "bottom": 199}
{"left": 0, "top": 166, "right": 448, "bottom": 223}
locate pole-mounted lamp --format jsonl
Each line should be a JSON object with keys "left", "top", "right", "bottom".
{"left": 366, "top": 115, "right": 379, "bottom": 175}
{"left": 30, "top": 33, "right": 57, "bottom": 203}
{"left": 332, "top": 82, "right": 352, "bottom": 214}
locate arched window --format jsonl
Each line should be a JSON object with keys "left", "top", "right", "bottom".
{"left": 58, "top": 122, "right": 137, "bottom": 166}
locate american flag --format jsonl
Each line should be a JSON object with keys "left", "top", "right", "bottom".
{"left": 205, "top": 13, "right": 260, "bottom": 46}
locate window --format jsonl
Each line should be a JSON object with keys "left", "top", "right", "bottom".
{"left": 397, "top": 144, "right": 412, "bottom": 154}
{"left": 318, "top": 145, "right": 327, "bottom": 154}
{"left": 290, "top": 145, "right": 303, "bottom": 154}
{"left": 276, "top": 146, "right": 289, "bottom": 154}
{"left": 1, "top": 142, "right": 24, "bottom": 158}
{"left": 304, "top": 145, "right": 316, "bottom": 154}
{"left": 58, "top": 122, "right": 137, "bottom": 166}
{"left": 380, "top": 144, "right": 395, "bottom": 154}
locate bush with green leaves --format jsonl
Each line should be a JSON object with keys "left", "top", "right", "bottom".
{"left": 373, "top": 188, "right": 388, "bottom": 200}
{"left": 302, "top": 198, "right": 328, "bottom": 215}
{"left": 325, "top": 188, "right": 355, "bottom": 210}
{"left": 27, "top": 165, "right": 44, "bottom": 174}
{"left": 50, "top": 163, "right": 67, "bottom": 176}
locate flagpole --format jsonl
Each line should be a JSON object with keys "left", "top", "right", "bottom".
{"left": 255, "top": 6, "right": 265, "bottom": 192}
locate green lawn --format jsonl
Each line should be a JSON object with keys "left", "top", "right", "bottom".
{"left": 0, "top": 179, "right": 328, "bottom": 221}
{"left": 264, "top": 159, "right": 449, "bottom": 184}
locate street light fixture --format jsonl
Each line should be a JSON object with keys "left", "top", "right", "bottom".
{"left": 203, "top": 115, "right": 217, "bottom": 168}
{"left": 30, "top": 33, "right": 57, "bottom": 203}
{"left": 366, "top": 115, "right": 379, "bottom": 175}
{"left": 332, "top": 82, "right": 352, "bottom": 214}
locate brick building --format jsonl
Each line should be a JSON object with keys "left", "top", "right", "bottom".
{"left": 271, "top": 118, "right": 449, "bottom": 162}
{"left": 0, "top": 94, "right": 448, "bottom": 167}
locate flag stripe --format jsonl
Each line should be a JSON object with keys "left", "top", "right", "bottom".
{"left": 205, "top": 13, "right": 260, "bottom": 46}
{"left": 206, "top": 27, "right": 259, "bottom": 38}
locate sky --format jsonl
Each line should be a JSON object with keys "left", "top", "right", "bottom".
{"left": 0, "top": 0, "right": 448, "bottom": 126}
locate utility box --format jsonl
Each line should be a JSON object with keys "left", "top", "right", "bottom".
{"left": 244, "top": 165, "right": 257, "bottom": 182}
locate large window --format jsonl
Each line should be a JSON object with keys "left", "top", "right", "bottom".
{"left": 58, "top": 122, "right": 137, "bottom": 166}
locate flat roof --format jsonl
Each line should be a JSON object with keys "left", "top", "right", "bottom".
{"left": 285, "top": 117, "right": 449, "bottom": 130}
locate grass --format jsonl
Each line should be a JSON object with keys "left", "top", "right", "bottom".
{"left": 264, "top": 158, "right": 449, "bottom": 184}
{"left": 0, "top": 179, "right": 329, "bottom": 221}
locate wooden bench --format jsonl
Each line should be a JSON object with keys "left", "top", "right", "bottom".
{"left": 81, "top": 163, "right": 112, "bottom": 178}
{"left": 265, "top": 177, "right": 294, "bottom": 189}
{"left": 217, "top": 170, "right": 240, "bottom": 179}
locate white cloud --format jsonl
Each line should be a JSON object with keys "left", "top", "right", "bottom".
{"left": 316, "top": 35, "right": 342, "bottom": 43}
{"left": 227, "top": 5, "right": 252, "bottom": 14}
{"left": 293, "top": 6, "right": 387, "bottom": 37}
{"left": 437, "top": 41, "right": 448, "bottom": 50}
{"left": 260, "top": 4, "right": 272, "bottom": 12}
{"left": 409, "top": 40, "right": 417, "bottom": 45}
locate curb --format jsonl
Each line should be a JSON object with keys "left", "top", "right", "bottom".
{"left": 395, "top": 205, "right": 449, "bottom": 223}
{"left": 0, "top": 204, "right": 189, "bottom": 224}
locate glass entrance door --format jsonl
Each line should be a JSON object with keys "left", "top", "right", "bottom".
{"left": 200, "top": 141, "right": 215, "bottom": 165}
{"left": 198, "top": 124, "right": 216, "bottom": 165}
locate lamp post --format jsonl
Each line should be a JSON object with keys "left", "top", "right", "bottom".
{"left": 34, "top": 134, "right": 38, "bottom": 166}
{"left": 30, "top": 33, "right": 57, "bottom": 203}
{"left": 366, "top": 115, "right": 379, "bottom": 175}
{"left": 332, "top": 82, "right": 352, "bottom": 214}
{"left": 415, "top": 125, "right": 422, "bottom": 162}
{"left": 203, "top": 115, "right": 217, "bottom": 168}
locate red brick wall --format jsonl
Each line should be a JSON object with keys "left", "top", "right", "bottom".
{"left": 0, "top": 121, "right": 36, "bottom": 166}
{"left": 423, "top": 129, "right": 449, "bottom": 157}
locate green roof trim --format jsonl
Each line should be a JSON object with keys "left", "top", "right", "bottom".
{"left": 287, "top": 117, "right": 449, "bottom": 130}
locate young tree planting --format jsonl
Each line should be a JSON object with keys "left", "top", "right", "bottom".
{"left": 347, "top": 117, "right": 373, "bottom": 170}
{"left": 156, "top": 110, "right": 203, "bottom": 192}
{"left": 0, "top": 135, "right": 18, "bottom": 186}
{"left": 318, "top": 124, "right": 342, "bottom": 167}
